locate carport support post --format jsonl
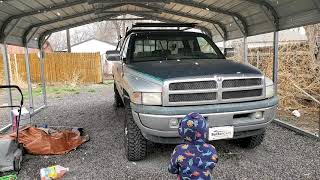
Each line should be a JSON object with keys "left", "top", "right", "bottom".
{"left": 273, "top": 31, "right": 279, "bottom": 94}
{"left": 100, "top": 54, "right": 104, "bottom": 83}
{"left": 39, "top": 47, "right": 47, "bottom": 106}
{"left": 0, "top": 43, "right": 13, "bottom": 122}
{"left": 24, "top": 46, "right": 34, "bottom": 113}
{"left": 243, "top": 36, "right": 248, "bottom": 63}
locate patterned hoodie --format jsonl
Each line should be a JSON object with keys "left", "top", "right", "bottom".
{"left": 168, "top": 112, "right": 218, "bottom": 180}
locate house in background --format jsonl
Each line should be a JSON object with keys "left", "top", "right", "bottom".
{"left": 219, "top": 29, "right": 308, "bottom": 57}
{"left": 62, "top": 38, "right": 116, "bottom": 54}
{"left": 7, "top": 41, "right": 53, "bottom": 54}
{"left": 246, "top": 30, "right": 307, "bottom": 48}
{"left": 218, "top": 29, "right": 308, "bottom": 48}
{"left": 62, "top": 38, "right": 117, "bottom": 79}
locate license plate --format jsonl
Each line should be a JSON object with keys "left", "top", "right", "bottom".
{"left": 208, "top": 126, "right": 234, "bottom": 140}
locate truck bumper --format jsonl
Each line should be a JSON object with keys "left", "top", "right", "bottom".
{"left": 130, "top": 97, "right": 278, "bottom": 144}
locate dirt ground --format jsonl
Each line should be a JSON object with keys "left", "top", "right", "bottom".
{"left": 4, "top": 85, "right": 317, "bottom": 180}
{"left": 277, "top": 110, "right": 319, "bottom": 135}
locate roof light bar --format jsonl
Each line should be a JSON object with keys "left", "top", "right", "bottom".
{"left": 132, "top": 23, "right": 197, "bottom": 28}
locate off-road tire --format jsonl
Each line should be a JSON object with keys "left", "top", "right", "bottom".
{"left": 237, "top": 133, "right": 265, "bottom": 149}
{"left": 124, "top": 103, "right": 147, "bottom": 161}
{"left": 114, "top": 83, "right": 124, "bottom": 107}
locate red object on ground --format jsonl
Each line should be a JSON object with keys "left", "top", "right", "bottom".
{"left": 0, "top": 126, "right": 88, "bottom": 155}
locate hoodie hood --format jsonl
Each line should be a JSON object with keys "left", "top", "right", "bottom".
{"left": 178, "top": 112, "right": 208, "bottom": 144}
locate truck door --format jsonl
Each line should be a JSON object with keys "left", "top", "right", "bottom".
{"left": 112, "top": 38, "right": 123, "bottom": 88}
{"left": 116, "top": 36, "right": 130, "bottom": 95}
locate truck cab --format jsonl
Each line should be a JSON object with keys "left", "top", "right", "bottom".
{"left": 107, "top": 23, "right": 278, "bottom": 161}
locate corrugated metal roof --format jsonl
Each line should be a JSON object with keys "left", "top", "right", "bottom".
{"left": 0, "top": 0, "right": 319, "bottom": 48}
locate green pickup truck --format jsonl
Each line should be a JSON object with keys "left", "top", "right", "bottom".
{"left": 107, "top": 23, "right": 278, "bottom": 161}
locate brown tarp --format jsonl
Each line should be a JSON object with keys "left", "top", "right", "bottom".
{"left": 0, "top": 126, "right": 88, "bottom": 155}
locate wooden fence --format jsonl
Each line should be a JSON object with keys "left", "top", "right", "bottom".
{"left": 0, "top": 52, "right": 102, "bottom": 84}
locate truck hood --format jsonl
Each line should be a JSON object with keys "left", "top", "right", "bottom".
{"left": 127, "top": 59, "right": 262, "bottom": 80}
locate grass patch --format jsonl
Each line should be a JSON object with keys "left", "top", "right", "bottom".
{"left": 22, "top": 85, "right": 80, "bottom": 99}
{"left": 22, "top": 87, "right": 42, "bottom": 98}
{"left": 103, "top": 80, "right": 114, "bottom": 86}
{"left": 88, "top": 89, "right": 96, "bottom": 93}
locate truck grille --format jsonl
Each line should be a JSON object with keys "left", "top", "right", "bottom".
{"left": 169, "top": 92, "right": 217, "bottom": 102}
{"left": 164, "top": 76, "right": 265, "bottom": 106}
{"left": 222, "top": 89, "right": 263, "bottom": 99}
{"left": 222, "top": 78, "right": 262, "bottom": 88}
{"left": 169, "top": 81, "right": 217, "bottom": 90}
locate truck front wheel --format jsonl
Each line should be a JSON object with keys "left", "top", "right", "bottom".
{"left": 237, "top": 133, "right": 265, "bottom": 149}
{"left": 124, "top": 103, "right": 147, "bottom": 161}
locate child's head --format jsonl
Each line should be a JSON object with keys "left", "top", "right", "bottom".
{"left": 178, "top": 112, "right": 208, "bottom": 144}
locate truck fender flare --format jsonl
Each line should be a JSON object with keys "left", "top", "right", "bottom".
{"left": 123, "top": 90, "right": 130, "bottom": 105}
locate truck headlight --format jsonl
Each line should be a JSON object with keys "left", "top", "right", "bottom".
{"left": 131, "top": 92, "right": 162, "bottom": 105}
{"left": 265, "top": 78, "right": 274, "bottom": 98}
{"left": 143, "top": 92, "right": 162, "bottom": 105}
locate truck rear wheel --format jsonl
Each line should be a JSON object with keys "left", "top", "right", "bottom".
{"left": 237, "top": 133, "right": 265, "bottom": 149}
{"left": 114, "top": 83, "right": 124, "bottom": 107}
{"left": 124, "top": 103, "right": 147, "bottom": 161}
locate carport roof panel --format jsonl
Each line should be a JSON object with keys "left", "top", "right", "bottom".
{"left": 0, "top": 0, "right": 319, "bottom": 48}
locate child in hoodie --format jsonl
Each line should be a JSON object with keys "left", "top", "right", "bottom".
{"left": 168, "top": 112, "right": 218, "bottom": 180}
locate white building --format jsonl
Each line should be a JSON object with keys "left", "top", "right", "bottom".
{"left": 218, "top": 29, "right": 308, "bottom": 49}
{"left": 246, "top": 30, "right": 307, "bottom": 48}
{"left": 63, "top": 39, "right": 117, "bottom": 76}
{"left": 63, "top": 38, "right": 116, "bottom": 54}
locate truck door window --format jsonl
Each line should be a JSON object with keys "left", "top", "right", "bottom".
{"left": 121, "top": 37, "right": 130, "bottom": 59}
{"left": 116, "top": 38, "right": 124, "bottom": 51}
{"left": 197, "top": 37, "right": 215, "bottom": 54}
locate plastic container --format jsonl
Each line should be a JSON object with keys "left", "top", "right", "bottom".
{"left": 11, "top": 107, "right": 30, "bottom": 131}
{"left": 40, "top": 165, "right": 69, "bottom": 180}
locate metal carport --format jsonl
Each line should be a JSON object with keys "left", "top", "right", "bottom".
{"left": 0, "top": 0, "right": 320, "bottom": 131}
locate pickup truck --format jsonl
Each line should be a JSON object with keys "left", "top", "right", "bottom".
{"left": 107, "top": 23, "right": 278, "bottom": 161}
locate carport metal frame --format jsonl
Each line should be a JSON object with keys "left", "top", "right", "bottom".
{"left": 0, "top": 44, "right": 47, "bottom": 132}
{"left": 0, "top": 0, "right": 319, "bottom": 139}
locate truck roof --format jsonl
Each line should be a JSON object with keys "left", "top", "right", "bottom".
{"left": 125, "top": 23, "right": 200, "bottom": 37}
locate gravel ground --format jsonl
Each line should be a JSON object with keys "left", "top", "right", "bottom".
{"left": 12, "top": 85, "right": 320, "bottom": 180}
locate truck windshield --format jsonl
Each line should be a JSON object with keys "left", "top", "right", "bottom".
{"left": 131, "top": 33, "right": 224, "bottom": 62}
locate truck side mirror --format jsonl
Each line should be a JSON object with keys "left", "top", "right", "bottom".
{"left": 106, "top": 50, "right": 120, "bottom": 61}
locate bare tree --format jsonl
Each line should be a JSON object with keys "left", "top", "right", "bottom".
{"left": 93, "top": 21, "right": 119, "bottom": 43}
{"left": 71, "top": 24, "right": 95, "bottom": 44}
{"left": 49, "top": 24, "right": 96, "bottom": 51}
{"left": 112, "top": 21, "right": 121, "bottom": 39}
{"left": 304, "top": 24, "right": 320, "bottom": 62}
{"left": 48, "top": 16, "right": 155, "bottom": 51}
{"left": 48, "top": 31, "right": 67, "bottom": 51}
